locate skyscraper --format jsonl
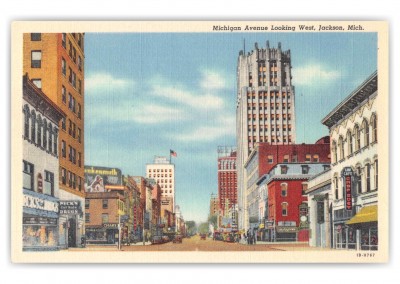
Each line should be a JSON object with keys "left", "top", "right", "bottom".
{"left": 23, "top": 33, "right": 85, "bottom": 248}
{"left": 146, "top": 156, "right": 175, "bottom": 213}
{"left": 236, "top": 41, "right": 296, "bottom": 231}
{"left": 217, "top": 146, "right": 237, "bottom": 216}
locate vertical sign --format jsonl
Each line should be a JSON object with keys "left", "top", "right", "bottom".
{"left": 341, "top": 167, "right": 353, "bottom": 211}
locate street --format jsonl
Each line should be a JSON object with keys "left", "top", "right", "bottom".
{"left": 70, "top": 235, "right": 331, "bottom": 252}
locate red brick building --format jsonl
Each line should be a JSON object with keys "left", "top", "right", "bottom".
{"left": 218, "top": 147, "right": 237, "bottom": 215}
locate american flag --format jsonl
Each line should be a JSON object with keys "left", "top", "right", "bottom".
{"left": 170, "top": 149, "right": 177, "bottom": 157}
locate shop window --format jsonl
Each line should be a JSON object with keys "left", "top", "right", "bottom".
{"left": 23, "top": 160, "right": 34, "bottom": 191}
{"left": 31, "top": 50, "right": 42, "bottom": 68}
{"left": 44, "top": 170, "right": 54, "bottom": 196}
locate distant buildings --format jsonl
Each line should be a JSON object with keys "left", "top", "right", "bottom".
{"left": 209, "top": 193, "right": 219, "bottom": 217}
{"left": 236, "top": 42, "right": 296, "bottom": 231}
{"left": 217, "top": 146, "right": 237, "bottom": 216}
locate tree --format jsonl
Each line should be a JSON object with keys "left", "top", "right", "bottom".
{"left": 185, "top": 221, "right": 196, "bottom": 235}
{"left": 208, "top": 214, "right": 218, "bottom": 229}
{"left": 197, "top": 222, "right": 209, "bottom": 234}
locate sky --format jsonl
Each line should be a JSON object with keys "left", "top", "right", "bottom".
{"left": 84, "top": 32, "right": 377, "bottom": 224}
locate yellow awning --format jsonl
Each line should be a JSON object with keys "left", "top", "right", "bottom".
{"left": 346, "top": 205, "right": 378, "bottom": 225}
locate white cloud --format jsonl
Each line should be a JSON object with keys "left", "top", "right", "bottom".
{"left": 200, "top": 70, "right": 227, "bottom": 90}
{"left": 130, "top": 104, "right": 187, "bottom": 124}
{"left": 85, "top": 72, "right": 134, "bottom": 91}
{"left": 151, "top": 84, "right": 224, "bottom": 110}
{"left": 292, "top": 63, "right": 340, "bottom": 86}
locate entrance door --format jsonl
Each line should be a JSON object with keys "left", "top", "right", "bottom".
{"left": 68, "top": 218, "right": 76, "bottom": 247}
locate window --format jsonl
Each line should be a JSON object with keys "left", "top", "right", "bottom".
{"left": 102, "top": 214, "right": 109, "bottom": 224}
{"left": 42, "top": 119, "right": 47, "bottom": 149}
{"left": 85, "top": 199, "right": 90, "bottom": 209}
{"left": 338, "top": 136, "right": 344, "bottom": 160}
{"left": 44, "top": 171, "right": 54, "bottom": 196}
{"left": 62, "top": 85, "right": 66, "bottom": 104}
{"left": 78, "top": 128, "right": 81, "bottom": 143}
{"left": 366, "top": 163, "right": 371, "bottom": 192}
{"left": 283, "top": 155, "right": 289, "bottom": 163}
{"left": 281, "top": 202, "right": 288, "bottom": 216}
{"left": 102, "top": 199, "right": 108, "bottom": 209}
{"left": 23, "top": 105, "right": 30, "bottom": 139}
{"left": 61, "top": 167, "right": 66, "bottom": 185}
{"left": 61, "top": 117, "right": 66, "bottom": 131}
{"left": 371, "top": 114, "right": 377, "bottom": 143}
{"left": 31, "top": 33, "right": 41, "bottom": 41}
{"left": 301, "top": 165, "right": 310, "bottom": 174}
{"left": 363, "top": 119, "right": 370, "bottom": 147}
{"left": 323, "top": 164, "right": 330, "bottom": 171}
{"left": 62, "top": 33, "right": 67, "bottom": 48}
{"left": 61, "top": 58, "right": 66, "bottom": 76}
{"left": 374, "top": 160, "right": 378, "bottom": 190}
{"left": 48, "top": 124, "right": 53, "bottom": 153}
{"left": 267, "top": 155, "right": 273, "bottom": 164}
{"left": 305, "top": 154, "right": 311, "bottom": 162}
{"left": 37, "top": 117, "right": 42, "bottom": 146}
{"left": 78, "top": 79, "right": 82, "bottom": 94}
{"left": 30, "top": 111, "right": 36, "bottom": 143}
{"left": 354, "top": 125, "right": 361, "bottom": 151}
{"left": 68, "top": 171, "right": 72, "bottom": 187}
{"left": 281, "top": 183, "right": 288, "bottom": 196}
{"left": 332, "top": 140, "right": 337, "bottom": 163}
{"left": 61, "top": 140, "right": 66, "bottom": 158}
{"left": 32, "top": 79, "right": 42, "bottom": 89}
{"left": 334, "top": 176, "right": 339, "bottom": 199}
{"left": 31, "top": 50, "right": 42, "bottom": 68}
{"left": 78, "top": 177, "right": 82, "bottom": 191}
{"left": 347, "top": 130, "right": 353, "bottom": 155}
{"left": 291, "top": 155, "right": 298, "bottom": 163}
{"left": 78, "top": 152, "right": 82, "bottom": 167}
{"left": 313, "top": 154, "right": 319, "bottom": 162}
{"left": 78, "top": 56, "right": 82, "bottom": 71}
{"left": 357, "top": 166, "right": 362, "bottom": 194}
{"left": 69, "top": 67, "right": 73, "bottom": 84}
{"left": 23, "top": 160, "right": 34, "bottom": 191}
{"left": 53, "top": 129, "right": 58, "bottom": 155}
{"left": 85, "top": 213, "right": 90, "bottom": 223}
{"left": 280, "top": 165, "right": 288, "bottom": 175}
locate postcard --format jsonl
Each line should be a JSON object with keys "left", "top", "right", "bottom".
{"left": 11, "top": 21, "right": 388, "bottom": 263}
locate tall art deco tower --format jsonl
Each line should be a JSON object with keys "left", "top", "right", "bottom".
{"left": 236, "top": 41, "right": 296, "bottom": 230}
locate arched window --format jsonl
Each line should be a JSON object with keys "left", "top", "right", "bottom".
{"left": 366, "top": 163, "right": 371, "bottom": 192}
{"left": 48, "top": 123, "right": 53, "bottom": 153}
{"left": 42, "top": 118, "right": 47, "bottom": 150}
{"left": 332, "top": 140, "right": 337, "bottom": 163}
{"left": 363, "top": 119, "right": 369, "bottom": 147}
{"left": 334, "top": 176, "right": 339, "bottom": 199}
{"left": 347, "top": 130, "right": 353, "bottom": 156}
{"left": 356, "top": 165, "right": 362, "bottom": 194}
{"left": 37, "top": 115, "right": 42, "bottom": 147}
{"left": 30, "top": 110, "right": 36, "bottom": 143}
{"left": 23, "top": 105, "right": 30, "bottom": 139}
{"left": 338, "top": 136, "right": 344, "bottom": 160}
{"left": 354, "top": 125, "right": 361, "bottom": 151}
{"left": 281, "top": 183, "right": 288, "bottom": 197}
{"left": 281, "top": 202, "right": 288, "bottom": 216}
{"left": 371, "top": 113, "right": 377, "bottom": 143}
{"left": 53, "top": 128, "right": 58, "bottom": 155}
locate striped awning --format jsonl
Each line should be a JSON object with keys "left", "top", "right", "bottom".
{"left": 346, "top": 205, "right": 378, "bottom": 225}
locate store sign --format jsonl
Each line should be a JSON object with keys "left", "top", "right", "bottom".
{"left": 265, "top": 220, "right": 274, "bottom": 227}
{"left": 342, "top": 167, "right": 354, "bottom": 211}
{"left": 276, "top": 226, "right": 297, "bottom": 233}
{"left": 84, "top": 166, "right": 122, "bottom": 192}
{"left": 103, "top": 223, "right": 118, "bottom": 229}
{"left": 37, "top": 173, "right": 43, "bottom": 193}
{"left": 59, "top": 200, "right": 82, "bottom": 215}
{"left": 23, "top": 194, "right": 59, "bottom": 213}
{"left": 23, "top": 217, "right": 57, "bottom": 225}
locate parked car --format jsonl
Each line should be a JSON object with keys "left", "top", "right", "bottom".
{"left": 151, "top": 236, "right": 163, "bottom": 245}
{"left": 162, "top": 236, "right": 170, "bottom": 243}
{"left": 173, "top": 235, "right": 183, "bottom": 243}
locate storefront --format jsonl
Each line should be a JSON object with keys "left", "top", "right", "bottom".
{"left": 23, "top": 190, "right": 60, "bottom": 251}
{"left": 346, "top": 205, "right": 378, "bottom": 250}
{"left": 276, "top": 226, "right": 297, "bottom": 242}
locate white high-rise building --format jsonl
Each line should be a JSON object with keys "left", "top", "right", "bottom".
{"left": 146, "top": 156, "right": 175, "bottom": 211}
{"left": 236, "top": 42, "right": 296, "bottom": 231}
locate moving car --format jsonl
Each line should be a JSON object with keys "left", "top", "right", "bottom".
{"left": 173, "top": 235, "right": 183, "bottom": 243}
